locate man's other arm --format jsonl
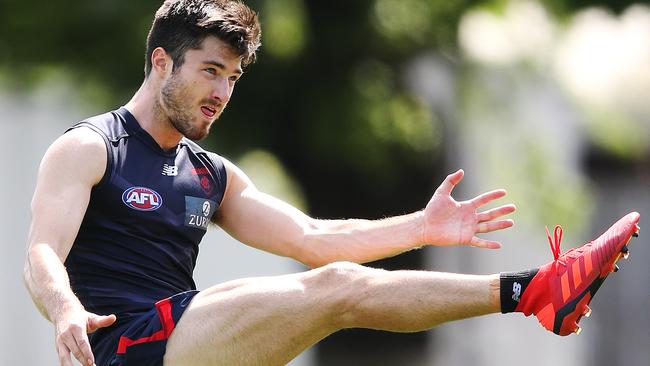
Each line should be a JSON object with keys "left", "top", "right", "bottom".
{"left": 214, "top": 159, "right": 515, "bottom": 268}
{"left": 24, "top": 127, "right": 115, "bottom": 366}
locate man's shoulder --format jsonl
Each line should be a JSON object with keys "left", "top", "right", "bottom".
{"left": 41, "top": 125, "right": 107, "bottom": 186}
{"left": 69, "top": 109, "right": 128, "bottom": 141}
{"left": 54, "top": 126, "right": 107, "bottom": 160}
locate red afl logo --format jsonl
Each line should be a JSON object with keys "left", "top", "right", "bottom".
{"left": 122, "top": 187, "right": 163, "bottom": 211}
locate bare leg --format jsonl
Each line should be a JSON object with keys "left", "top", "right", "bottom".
{"left": 164, "top": 262, "right": 500, "bottom": 366}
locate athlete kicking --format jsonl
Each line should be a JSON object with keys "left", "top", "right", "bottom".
{"left": 23, "top": 1, "right": 642, "bottom": 365}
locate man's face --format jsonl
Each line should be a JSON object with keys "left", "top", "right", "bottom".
{"left": 159, "top": 36, "right": 243, "bottom": 140}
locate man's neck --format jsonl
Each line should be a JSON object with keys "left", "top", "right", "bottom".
{"left": 124, "top": 80, "right": 183, "bottom": 150}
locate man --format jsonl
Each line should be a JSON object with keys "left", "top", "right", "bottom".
{"left": 23, "top": 1, "right": 641, "bottom": 365}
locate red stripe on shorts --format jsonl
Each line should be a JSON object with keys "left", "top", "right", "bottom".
{"left": 116, "top": 298, "right": 175, "bottom": 354}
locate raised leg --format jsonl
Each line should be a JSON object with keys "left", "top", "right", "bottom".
{"left": 164, "top": 262, "right": 500, "bottom": 366}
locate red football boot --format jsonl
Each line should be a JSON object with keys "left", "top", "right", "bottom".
{"left": 515, "top": 212, "right": 641, "bottom": 336}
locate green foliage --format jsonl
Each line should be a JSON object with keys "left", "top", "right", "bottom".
{"left": 262, "top": 0, "right": 308, "bottom": 60}
{"left": 237, "top": 149, "right": 308, "bottom": 210}
{"left": 0, "top": 1, "right": 157, "bottom": 96}
{"left": 0, "top": 0, "right": 640, "bottom": 220}
{"left": 583, "top": 106, "right": 650, "bottom": 159}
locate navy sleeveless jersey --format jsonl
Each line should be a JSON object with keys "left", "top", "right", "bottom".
{"left": 64, "top": 107, "right": 227, "bottom": 321}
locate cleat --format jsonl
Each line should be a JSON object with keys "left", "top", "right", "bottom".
{"left": 575, "top": 326, "right": 582, "bottom": 335}
{"left": 633, "top": 232, "right": 639, "bottom": 238}
{"left": 621, "top": 245, "right": 630, "bottom": 259}
{"left": 515, "top": 212, "right": 641, "bottom": 336}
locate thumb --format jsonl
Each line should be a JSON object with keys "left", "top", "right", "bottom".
{"left": 435, "top": 169, "right": 464, "bottom": 196}
{"left": 87, "top": 313, "right": 117, "bottom": 333}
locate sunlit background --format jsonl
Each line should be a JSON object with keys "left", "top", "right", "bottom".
{"left": 1, "top": 0, "right": 648, "bottom": 365}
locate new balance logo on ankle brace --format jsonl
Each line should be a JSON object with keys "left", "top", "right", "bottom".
{"left": 512, "top": 282, "right": 522, "bottom": 302}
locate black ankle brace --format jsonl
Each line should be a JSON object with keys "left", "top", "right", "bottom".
{"left": 499, "top": 268, "right": 539, "bottom": 313}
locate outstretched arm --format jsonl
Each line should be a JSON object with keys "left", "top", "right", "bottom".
{"left": 215, "top": 160, "right": 515, "bottom": 268}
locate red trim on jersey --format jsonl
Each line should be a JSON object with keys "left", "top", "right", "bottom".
{"left": 191, "top": 167, "right": 210, "bottom": 175}
{"left": 116, "top": 298, "right": 175, "bottom": 354}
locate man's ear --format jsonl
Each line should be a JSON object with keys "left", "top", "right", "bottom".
{"left": 151, "top": 47, "right": 172, "bottom": 76}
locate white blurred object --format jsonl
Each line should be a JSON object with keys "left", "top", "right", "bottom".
{"left": 459, "top": 0, "right": 555, "bottom": 66}
{"left": 554, "top": 5, "right": 650, "bottom": 112}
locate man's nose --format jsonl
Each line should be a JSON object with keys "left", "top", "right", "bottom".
{"left": 211, "top": 77, "right": 231, "bottom": 103}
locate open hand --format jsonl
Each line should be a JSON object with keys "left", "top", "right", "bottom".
{"left": 55, "top": 308, "right": 116, "bottom": 366}
{"left": 423, "top": 169, "right": 515, "bottom": 249}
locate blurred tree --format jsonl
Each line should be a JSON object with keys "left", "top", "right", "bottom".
{"left": 0, "top": 0, "right": 640, "bottom": 220}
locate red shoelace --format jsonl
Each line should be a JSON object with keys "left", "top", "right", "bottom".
{"left": 546, "top": 225, "right": 563, "bottom": 261}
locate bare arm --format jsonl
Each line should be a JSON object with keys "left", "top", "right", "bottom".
{"left": 24, "top": 127, "right": 116, "bottom": 366}
{"left": 215, "top": 160, "right": 515, "bottom": 268}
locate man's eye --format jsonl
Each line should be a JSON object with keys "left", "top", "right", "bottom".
{"left": 204, "top": 68, "right": 217, "bottom": 75}
{"left": 229, "top": 76, "right": 239, "bottom": 82}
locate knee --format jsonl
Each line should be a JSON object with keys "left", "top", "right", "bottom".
{"left": 313, "top": 261, "right": 366, "bottom": 286}
{"left": 307, "top": 261, "right": 375, "bottom": 328}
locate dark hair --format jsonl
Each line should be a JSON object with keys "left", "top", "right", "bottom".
{"left": 144, "top": 0, "right": 261, "bottom": 76}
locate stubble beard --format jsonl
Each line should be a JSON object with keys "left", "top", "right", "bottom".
{"left": 160, "top": 72, "right": 214, "bottom": 141}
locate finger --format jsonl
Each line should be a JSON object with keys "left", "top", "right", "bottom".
{"left": 88, "top": 314, "right": 116, "bottom": 333}
{"left": 477, "top": 219, "right": 514, "bottom": 233}
{"left": 477, "top": 204, "right": 516, "bottom": 222}
{"left": 470, "top": 236, "right": 502, "bottom": 249}
{"left": 57, "top": 342, "right": 73, "bottom": 366}
{"left": 61, "top": 331, "right": 86, "bottom": 366}
{"left": 72, "top": 331, "right": 95, "bottom": 366}
{"left": 435, "top": 169, "right": 464, "bottom": 196}
{"left": 469, "top": 189, "right": 507, "bottom": 208}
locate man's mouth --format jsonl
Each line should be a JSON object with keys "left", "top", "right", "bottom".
{"left": 201, "top": 106, "right": 217, "bottom": 118}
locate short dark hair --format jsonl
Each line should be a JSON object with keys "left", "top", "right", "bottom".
{"left": 144, "top": 0, "right": 261, "bottom": 76}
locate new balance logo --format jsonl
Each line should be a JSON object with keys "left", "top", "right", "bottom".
{"left": 162, "top": 164, "right": 178, "bottom": 176}
{"left": 512, "top": 282, "right": 522, "bottom": 302}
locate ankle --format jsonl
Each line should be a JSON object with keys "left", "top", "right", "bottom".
{"left": 499, "top": 268, "right": 539, "bottom": 313}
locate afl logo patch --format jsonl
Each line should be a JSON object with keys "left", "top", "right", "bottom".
{"left": 122, "top": 187, "right": 163, "bottom": 211}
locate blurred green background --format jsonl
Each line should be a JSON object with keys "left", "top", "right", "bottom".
{"left": 1, "top": 0, "right": 648, "bottom": 365}
{"left": 1, "top": 0, "right": 647, "bottom": 225}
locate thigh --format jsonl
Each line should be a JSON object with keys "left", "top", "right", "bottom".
{"left": 163, "top": 266, "right": 351, "bottom": 366}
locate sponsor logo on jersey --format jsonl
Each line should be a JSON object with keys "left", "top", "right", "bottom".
{"left": 202, "top": 201, "right": 211, "bottom": 216}
{"left": 162, "top": 164, "right": 178, "bottom": 176}
{"left": 122, "top": 187, "right": 163, "bottom": 211}
{"left": 185, "top": 196, "right": 217, "bottom": 230}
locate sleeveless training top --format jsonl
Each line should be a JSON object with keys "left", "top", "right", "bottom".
{"left": 64, "top": 107, "right": 227, "bottom": 320}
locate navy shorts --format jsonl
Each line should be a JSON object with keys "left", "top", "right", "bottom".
{"left": 92, "top": 290, "right": 199, "bottom": 366}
